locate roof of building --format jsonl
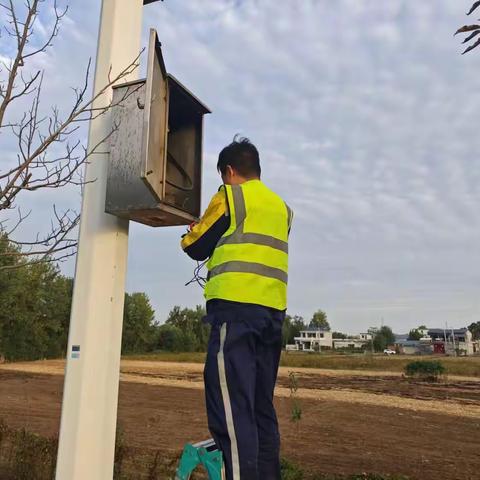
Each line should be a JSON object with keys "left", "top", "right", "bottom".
{"left": 300, "top": 328, "right": 330, "bottom": 332}
{"left": 428, "top": 328, "right": 468, "bottom": 335}
{"left": 333, "top": 338, "right": 367, "bottom": 342}
{"left": 395, "top": 340, "right": 421, "bottom": 346}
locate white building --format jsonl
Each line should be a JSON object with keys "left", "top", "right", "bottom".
{"left": 286, "top": 329, "right": 333, "bottom": 352}
{"left": 333, "top": 333, "right": 372, "bottom": 350}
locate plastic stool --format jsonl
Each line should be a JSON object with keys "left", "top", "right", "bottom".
{"left": 175, "top": 438, "right": 224, "bottom": 480}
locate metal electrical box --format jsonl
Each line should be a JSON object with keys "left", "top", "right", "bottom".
{"left": 106, "top": 29, "right": 211, "bottom": 227}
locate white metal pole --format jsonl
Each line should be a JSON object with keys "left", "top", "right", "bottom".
{"left": 451, "top": 327, "right": 457, "bottom": 356}
{"left": 56, "top": 1, "right": 143, "bottom": 479}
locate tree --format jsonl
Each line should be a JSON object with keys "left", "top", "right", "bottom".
{"left": 372, "top": 326, "right": 396, "bottom": 352}
{"left": 41, "top": 272, "right": 73, "bottom": 358}
{"left": 0, "top": 0, "right": 140, "bottom": 268}
{"left": 455, "top": 2, "right": 480, "bottom": 54}
{"left": 121, "top": 292, "right": 156, "bottom": 354}
{"left": 468, "top": 321, "right": 480, "bottom": 340}
{"left": 1, "top": 231, "right": 159, "bottom": 359}
{"left": 282, "top": 314, "right": 305, "bottom": 347}
{"left": 165, "top": 305, "right": 209, "bottom": 352}
{"left": 157, "top": 324, "right": 184, "bottom": 352}
{"left": 309, "top": 310, "right": 330, "bottom": 330}
{"left": 332, "top": 331, "right": 348, "bottom": 339}
{"left": 408, "top": 329, "right": 422, "bottom": 341}
{"left": 0, "top": 232, "right": 72, "bottom": 360}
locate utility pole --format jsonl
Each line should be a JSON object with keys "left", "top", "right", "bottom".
{"left": 443, "top": 323, "right": 448, "bottom": 355}
{"left": 451, "top": 327, "right": 457, "bottom": 356}
{"left": 55, "top": 1, "right": 144, "bottom": 478}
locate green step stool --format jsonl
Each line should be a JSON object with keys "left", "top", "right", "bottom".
{"left": 176, "top": 439, "right": 224, "bottom": 480}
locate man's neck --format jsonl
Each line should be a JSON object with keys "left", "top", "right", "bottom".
{"left": 232, "top": 176, "right": 260, "bottom": 185}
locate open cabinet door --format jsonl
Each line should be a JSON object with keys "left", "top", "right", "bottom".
{"left": 141, "top": 29, "right": 169, "bottom": 201}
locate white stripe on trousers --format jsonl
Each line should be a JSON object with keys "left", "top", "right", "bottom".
{"left": 217, "top": 322, "right": 241, "bottom": 479}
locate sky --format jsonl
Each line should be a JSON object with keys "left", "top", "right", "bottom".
{"left": 1, "top": 0, "right": 480, "bottom": 333}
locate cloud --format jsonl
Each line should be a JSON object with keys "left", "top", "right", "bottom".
{"left": 2, "top": 0, "right": 479, "bottom": 333}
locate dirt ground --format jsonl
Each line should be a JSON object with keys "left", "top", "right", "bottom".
{"left": 0, "top": 360, "right": 479, "bottom": 480}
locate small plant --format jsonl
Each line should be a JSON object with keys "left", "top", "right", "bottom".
{"left": 281, "top": 458, "right": 304, "bottom": 480}
{"left": 1, "top": 427, "right": 57, "bottom": 480}
{"left": 404, "top": 360, "right": 445, "bottom": 382}
{"left": 114, "top": 424, "right": 128, "bottom": 479}
{"left": 288, "top": 371, "right": 303, "bottom": 428}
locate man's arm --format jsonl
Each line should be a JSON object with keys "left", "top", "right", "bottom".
{"left": 181, "top": 187, "right": 229, "bottom": 261}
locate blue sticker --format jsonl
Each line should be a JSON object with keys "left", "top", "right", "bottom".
{"left": 72, "top": 345, "right": 80, "bottom": 352}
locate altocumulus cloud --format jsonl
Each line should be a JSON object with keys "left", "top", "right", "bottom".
{"left": 2, "top": 0, "right": 479, "bottom": 332}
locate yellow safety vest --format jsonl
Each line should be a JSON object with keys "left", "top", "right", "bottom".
{"left": 205, "top": 180, "right": 292, "bottom": 310}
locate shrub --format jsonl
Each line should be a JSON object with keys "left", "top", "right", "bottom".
{"left": 281, "top": 458, "right": 304, "bottom": 480}
{"left": 404, "top": 360, "right": 445, "bottom": 382}
{"left": 0, "top": 426, "right": 57, "bottom": 480}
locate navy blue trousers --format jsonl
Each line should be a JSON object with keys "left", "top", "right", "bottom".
{"left": 203, "top": 299, "right": 285, "bottom": 480}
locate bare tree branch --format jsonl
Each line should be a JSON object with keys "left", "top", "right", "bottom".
{"left": 0, "top": 0, "right": 143, "bottom": 268}
{"left": 456, "top": 3, "right": 480, "bottom": 53}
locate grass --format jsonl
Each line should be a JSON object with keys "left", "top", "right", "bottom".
{"left": 279, "top": 353, "right": 480, "bottom": 377}
{"left": 126, "top": 351, "right": 207, "bottom": 363}
{"left": 0, "top": 421, "right": 408, "bottom": 480}
{"left": 125, "top": 351, "right": 480, "bottom": 377}
{"left": 0, "top": 420, "right": 57, "bottom": 480}
{"left": 281, "top": 459, "right": 409, "bottom": 480}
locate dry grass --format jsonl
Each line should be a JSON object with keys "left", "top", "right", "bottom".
{"left": 126, "top": 351, "right": 480, "bottom": 377}
{"left": 0, "top": 420, "right": 407, "bottom": 480}
{"left": 280, "top": 353, "right": 480, "bottom": 377}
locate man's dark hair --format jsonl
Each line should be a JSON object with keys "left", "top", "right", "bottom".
{"left": 217, "top": 136, "right": 261, "bottom": 178}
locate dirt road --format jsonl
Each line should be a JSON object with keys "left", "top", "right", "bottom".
{"left": 0, "top": 360, "right": 479, "bottom": 479}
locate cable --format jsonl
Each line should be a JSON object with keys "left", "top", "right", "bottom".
{"left": 185, "top": 259, "right": 208, "bottom": 289}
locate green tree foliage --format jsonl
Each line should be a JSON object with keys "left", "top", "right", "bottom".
{"left": 468, "top": 321, "right": 480, "bottom": 340}
{"left": 372, "top": 326, "right": 396, "bottom": 352}
{"left": 0, "top": 232, "right": 158, "bottom": 360}
{"left": 161, "top": 305, "right": 208, "bottom": 352}
{"left": 282, "top": 315, "right": 305, "bottom": 347}
{"left": 0, "top": 233, "right": 73, "bottom": 361}
{"left": 408, "top": 329, "right": 422, "bottom": 341}
{"left": 309, "top": 309, "right": 330, "bottom": 330}
{"left": 121, "top": 293, "right": 156, "bottom": 354}
{"left": 332, "top": 331, "right": 348, "bottom": 339}
{"left": 156, "top": 324, "right": 184, "bottom": 352}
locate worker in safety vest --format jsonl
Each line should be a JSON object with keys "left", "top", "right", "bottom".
{"left": 181, "top": 136, "right": 292, "bottom": 480}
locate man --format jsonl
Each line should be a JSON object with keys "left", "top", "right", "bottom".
{"left": 181, "top": 137, "right": 293, "bottom": 480}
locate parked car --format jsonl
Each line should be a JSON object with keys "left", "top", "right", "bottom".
{"left": 384, "top": 349, "right": 396, "bottom": 355}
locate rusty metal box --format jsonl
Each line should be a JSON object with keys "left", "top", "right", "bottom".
{"left": 105, "top": 29, "right": 210, "bottom": 227}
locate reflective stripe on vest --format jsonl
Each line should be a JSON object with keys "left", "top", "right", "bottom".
{"left": 209, "top": 260, "right": 288, "bottom": 284}
{"left": 205, "top": 181, "right": 290, "bottom": 310}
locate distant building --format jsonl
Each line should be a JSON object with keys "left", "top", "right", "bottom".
{"left": 286, "top": 329, "right": 333, "bottom": 352}
{"left": 427, "top": 328, "right": 475, "bottom": 356}
{"left": 333, "top": 333, "right": 372, "bottom": 350}
{"left": 394, "top": 328, "right": 478, "bottom": 356}
{"left": 394, "top": 339, "right": 432, "bottom": 355}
